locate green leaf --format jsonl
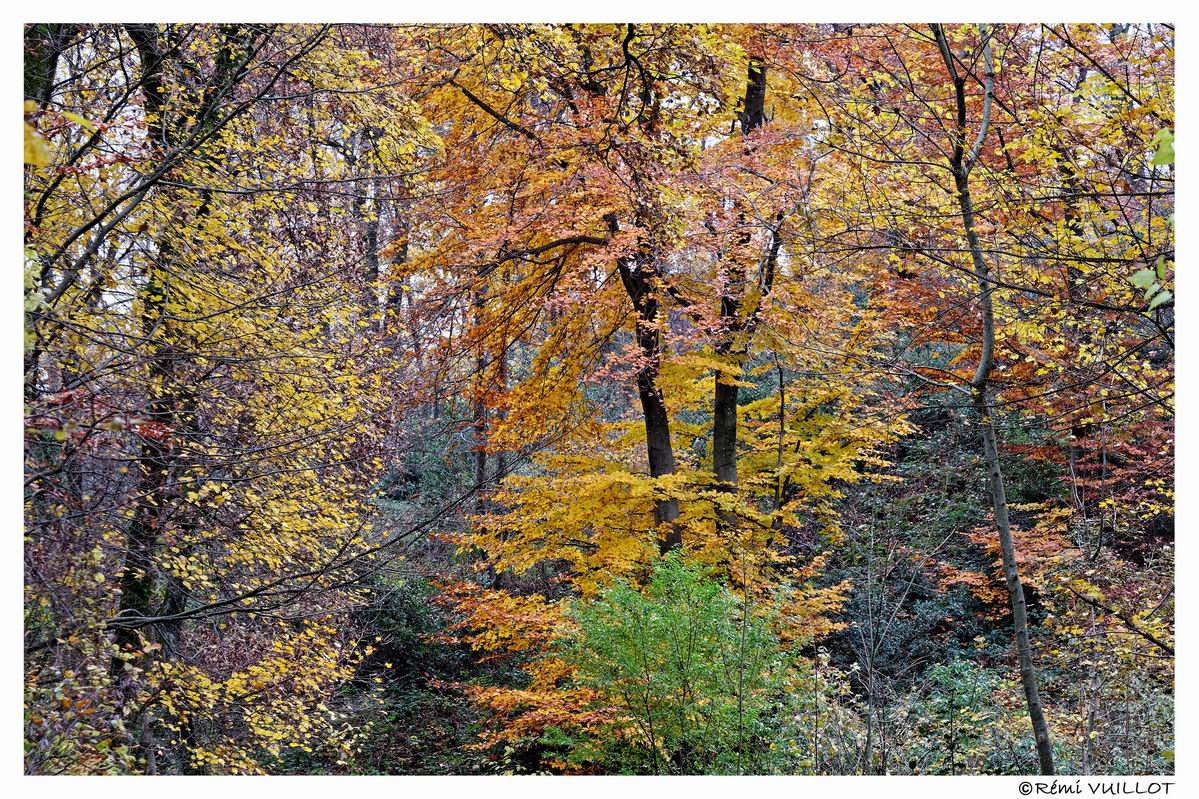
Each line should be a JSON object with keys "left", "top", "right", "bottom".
{"left": 1151, "top": 129, "right": 1174, "bottom": 166}
{"left": 1156, "top": 256, "right": 1167, "bottom": 281}
{"left": 1148, "top": 289, "right": 1173, "bottom": 310}
{"left": 1129, "top": 269, "right": 1157, "bottom": 289}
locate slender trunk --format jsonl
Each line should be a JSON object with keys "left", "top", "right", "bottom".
{"left": 473, "top": 367, "right": 487, "bottom": 506}
{"left": 1081, "top": 605, "right": 1098, "bottom": 775}
{"left": 158, "top": 573, "right": 203, "bottom": 774}
{"left": 360, "top": 174, "right": 381, "bottom": 320}
{"left": 772, "top": 360, "right": 786, "bottom": 533}
{"left": 384, "top": 217, "right": 415, "bottom": 358}
{"left": 490, "top": 347, "right": 511, "bottom": 589}
{"left": 974, "top": 386, "right": 1054, "bottom": 773}
{"left": 495, "top": 348, "right": 508, "bottom": 480}
{"left": 23, "top": 24, "right": 75, "bottom": 401}
{"left": 934, "top": 23, "right": 1055, "bottom": 774}
{"left": 472, "top": 270, "right": 488, "bottom": 511}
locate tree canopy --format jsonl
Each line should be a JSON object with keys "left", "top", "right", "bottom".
{"left": 24, "top": 22, "right": 1173, "bottom": 777}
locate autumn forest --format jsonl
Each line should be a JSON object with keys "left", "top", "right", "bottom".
{"left": 22, "top": 22, "right": 1174, "bottom": 776}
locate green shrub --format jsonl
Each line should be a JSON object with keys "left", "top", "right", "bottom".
{"left": 559, "top": 554, "right": 789, "bottom": 774}
{"left": 910, "top": 660, "right": 999, "bottom": 774}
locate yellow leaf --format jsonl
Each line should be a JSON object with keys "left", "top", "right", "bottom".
{"left": 24, "top": 123, "right": 51, "bottom": 167}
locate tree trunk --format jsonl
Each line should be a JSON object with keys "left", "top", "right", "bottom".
{"left": 473, "top": 268, "right": 489, "bottom": 510}
{"left": 612, "top": 215, "right": 680, "bottom": 552}
{"left": 22, "top": 24, "right": 75, "bottom": 399}
{"left": 974, "top": 384, "right": 1055, "bottom": 773}
{"left": 632, "top": 277, "right": 681, "bottom": 551}
{"left": 112, "top": 25, "right": 172, "bottom": 673}
{"left": 114, "top": 26, "right": 252, "bottom": 774}
{"left": 711, "top": 59, "right": 768, "bottom": 507}
{"left": 24, "top": 24, "right": 73, "bottom": 108}
{"left": 934, "top": 22, "right": 1055, "bottom": 775}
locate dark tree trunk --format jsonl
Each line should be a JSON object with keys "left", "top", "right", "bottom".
{"left": 473, "top": 268, "right": 489, "bottom": 510}
{"left": 112, "top": 26, "right": 172, "bottom": 675}
{"left": 737, "top": 58, "right": 767, "bottom": 135}
{"left": 24, "top": 24, "right": 73, "bottom": 108}
{"left": 612, "top": 215, "right": 681, "bottom": 553}
{"left": 712, "top": 59, "right": 768, "bottom": 518}
{"left": 114, "top": 25, "right": 254, "bottom": 773}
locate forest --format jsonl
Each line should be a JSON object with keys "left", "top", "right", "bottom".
{"left": 22, "top": 22, "right": 1174, "bottom": 776}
